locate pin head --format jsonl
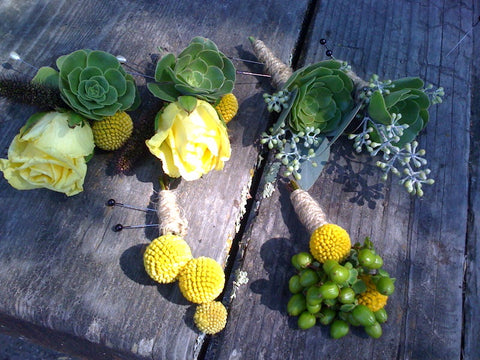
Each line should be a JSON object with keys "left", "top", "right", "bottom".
{"left": 114, "top": 224, "right": 124, "bottom": 232}
{"left": 320, "top": 39, "right": 327, "bottom": 45}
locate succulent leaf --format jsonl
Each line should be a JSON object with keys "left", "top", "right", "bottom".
{"left": 149, "top": 37, "right": 235, "bottom": 103}
{"left": 55, "top": 49, "right": 140, "bottom": 120}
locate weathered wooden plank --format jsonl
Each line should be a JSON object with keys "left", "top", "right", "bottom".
{"left": 208, "top": 1, "right": 473, "bottom": 359}
{"left": 0, "top": 0, "right": 311, "bottom": 359}
{"left": 464, "top": 1, "right": 480, "bottom": 358}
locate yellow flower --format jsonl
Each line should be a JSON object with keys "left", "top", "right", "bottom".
{"left": 358, "top": 276, "right": 388, "bottom": 312}
{"left": 309, "top": 224, "right": 351, "bottom": 263}
{"left": 0, "top": 111, "right": 94, "bottom": 196}
{"left": 92, "top": 111, "right": 133, "bottom": 151}
{"left": 178, "top": 257, "right": 225, "bottom": 304}
{"left": 194, "top": 301, "right": 228, "bottom": 334}
{"left": 143, "top": 234, "right": 193, "bottom": 284}
{"left": 215, "top": 93, "right": 238, "bottom": 123}
{"left": 146, "top": 99, "right": 231, "bottom": 181}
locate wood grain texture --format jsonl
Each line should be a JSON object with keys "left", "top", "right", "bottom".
{"left": 0, "top": 0, "right": 310, "bottom": 359}
{"left": 207, "top": 1, "right": 475, "bottom": 359}
{"left": 464, "top": 1, "right": 480, "bottom": 358}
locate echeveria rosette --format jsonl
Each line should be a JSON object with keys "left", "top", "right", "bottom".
{"left": 34, "top": 49, "right": 140, "bottom": 122}
{"left": 282, "top": 60, "right": 355, "bottom": 134}
{"left": 148, "top": 37, "right": 236, "bottom": 103}
{"left": 367, "top": 77, "right": 430, "bottom": 147}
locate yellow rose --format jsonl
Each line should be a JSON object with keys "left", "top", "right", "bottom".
{"left": 0, "top": 111, "right": 94, "bottom": 196}
{"left": 146, "top": 99, "right": 231, "bottom": 181}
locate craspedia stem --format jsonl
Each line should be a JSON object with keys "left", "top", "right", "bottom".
{"left": 290, "top": 188, "right": 329, "bottom": 234}
{"left": 249, "top": 37, "right": 293, "bottom": 88}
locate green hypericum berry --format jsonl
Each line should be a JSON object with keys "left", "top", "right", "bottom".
{"left": 306, "top": 286, "right": 323, "bottom": 306}
{"left": 364, "top": 321, "right": 383, "bottom": 338}
{"left": 299, "top": 269, "right": 320, "bottom": 288}
{"left": 296, "top": 252, "right": 314, "bottom": 268}
{"left": 298, "top": 311, "right": 317, "bottom": 330}
{"left": 306, "top": 302, "right": 322, "bottom": 314}
{"left": 374, "top": 308, "right": 388, "bottom": 324}
{"left": 291, "top": 254, "right": 302, "bottom": 270}
{"left": 322, "top": 259, "right": 339, "bottom": 274}
{"left": 375, "top": 277, "right": 395, "bottom": 296}
{"left": 329, "top": 265, "right": 350, "bottom": 284}
{"left": 330, "top": 319, "right": 350, "bottom": 339}
{"left": 318, "top": 308, "right": 336, "bottom": 325}
{"left": 358, "top": 249, "right": 375, "bottom": 267}
{"left": 288, "top": 275, "right": 303, "bottom": 294}
{"left": 287, "top": 293, "right": 307, "bottom": 316}
{"left": 369, "top": 255, "right": 384, "bottom": 269}
{"left": 319, "top": 281, "right": 340, "bottom": 300}
{"left": 352, "top": 305, "right": 376, "bottom": 327}
{"left": 338, "top": 287, "right": 356, "bottom": 304}
{"left": 347, "top": 312, "right": 362, "bottom": 327}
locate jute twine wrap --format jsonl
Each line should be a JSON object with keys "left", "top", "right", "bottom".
{"left": 342, "top": 66, "right": 370, "bottom": 101}
{"left": 251, "top": 39, "right": 293, "bottom": 88}
{"left": 290, "top": 189, "right": 329, "bottom": 234}
{"left": 157, "top": 190, "right": 188, "bottom": 238}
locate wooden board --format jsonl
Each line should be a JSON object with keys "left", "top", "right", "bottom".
{"left": 464, "top": 1, "right": 480, "bottom": 358}
{"left": 207, "top": 1, "right": 476, "bottom": 359}
{"left": 0, "top": 0, "right": 311, "bottom": 359}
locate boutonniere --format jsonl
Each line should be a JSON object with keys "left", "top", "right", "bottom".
{"left": 250, "top": 38, "right": 443, "bottom": 196}
{"left": 0, "top": 49, "right": 141, "bottom": 195}
{"left": 145, "top": 37, "right": 238, "bottom": 181}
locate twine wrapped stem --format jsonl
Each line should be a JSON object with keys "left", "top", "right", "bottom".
{"left": 157, "top": 189, "right": 188, "bottom": 238}
{"left": 290, "top": 188, "right": 329, "bottom": 234}
{"left": 249, "top": 37, "right": 292, "bottom": 88}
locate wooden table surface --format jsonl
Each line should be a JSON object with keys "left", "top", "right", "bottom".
{"left": 0, "top": 1, "right": 478, "bottom": 359}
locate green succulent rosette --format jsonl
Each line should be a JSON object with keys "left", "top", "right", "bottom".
{"left": 33, "top": 49, "right": 140, "bottom": 122}
{"left": 367, "top": 77, "right": 430, "bottom": 146}
{"left": 282, "top": 60, "right": 355, "bottom": 133}
{"left": 147, "top": 37, "right": 236, "bottom": 103}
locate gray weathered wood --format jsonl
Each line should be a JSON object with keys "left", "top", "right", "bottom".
{"left": 0, "top": 0, "right": 311, "bottom": 359}
{"left": 207, "top": 1, "right": 475, "bottom": 359}
{"left": 464, "top": 1, "right": 480, "bottom": 358}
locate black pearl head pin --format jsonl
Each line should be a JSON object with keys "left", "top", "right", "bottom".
{"left": 114, "top": 224, "right": 124, "bottom": 232}
{"left": 320, "top": 38, "right": 327, "bottom": 45}
{"left": 106, "top": 198, "right": 156, "bottom": 212}
{"left": 326, "top": 50, "right": 333, "bottom": 57}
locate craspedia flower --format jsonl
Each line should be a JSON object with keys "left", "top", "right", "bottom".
{"left": 215, "top": 93, "right": 238, "bottom": 123}
{"left": 309, "top": 224, "right": 351, "bottom": 263}
{"left": 357, "top": 275, "right": 388, "bottom": 312}
{"left": 178, "top": 257, "right": 225, "bottom": 304}
{"left": 143, "top": 234, "right": 193, "bottom": 284}
{"left": 91, "top": 111, "right": 133, "bottom": 151}
{"left": 193, "top": 301, "right": 228, "bottom": 334}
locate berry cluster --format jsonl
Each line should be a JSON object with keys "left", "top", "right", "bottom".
{"left": 287, "top": 238, "right": 395, "bottom": 339}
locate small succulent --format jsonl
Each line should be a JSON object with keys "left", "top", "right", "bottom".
{"left": 365, "top": 76, "right": 435, "bottom": 146}
{"left": 33, "top": 49, "right": 140, "bottom": 121}
{"left": 266, "top": 60, "right": 355, "bottom": 133}
{"left": 148, "top": 37, "right": 236, "bottom": 103}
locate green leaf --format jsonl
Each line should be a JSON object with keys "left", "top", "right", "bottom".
{"left": 178, "top": 96, "right": 197, "bottom": 113}
{"left": 294, "top": 136, "right": 330, "bottom": 191}
{"left": 368, "top": 90, "right": 391, "bottom": 124}
{"left": 65, "top": 111, "right": 86, "bottom": 126}
{"left": 352, "top": 279, "right": 367, "bottom": 294}
{"left": 384, "top": 88, "right": 412, "bottom": 108}
{"left": 59, "top": 50, "right": 88, "bottom": 75}
{"left": 347, "top": 268, "right": 359, "bottom": 285}
{"left": 104, "top": 68, "right": 127, "bottom": 96}
{"left": 391, "top": 77, "right": 424, "bottom": 90}
{"left": 147, "top": 82, "right": 178, "bottom": 102}
{"left": 87, "top": 50, "right": 120, "bottom": 72}
{"left": 31, "top": 66, "right": 60, "bottom": 88}
{"left": 154, "top": 53, "right": 176, "bottom": 82}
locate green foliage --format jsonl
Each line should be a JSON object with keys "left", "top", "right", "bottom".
{"left": 38, "top": 49, "right": 140, "bottom": 121}
{"left": 148, "top": 37, "right": 235, "bottom": 103}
